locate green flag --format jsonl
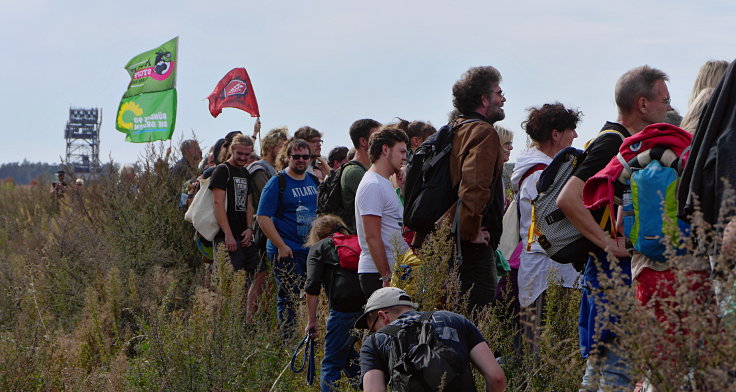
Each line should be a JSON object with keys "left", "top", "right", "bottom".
{"left": 116, "top": 89, "right": 177, "bottom": 143}
{"left": 123, "top": 37, "right": 178, "bottom": 98}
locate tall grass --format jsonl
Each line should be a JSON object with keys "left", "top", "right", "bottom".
{"left": 1, "top": 151, "right": 734, "bottom": 391}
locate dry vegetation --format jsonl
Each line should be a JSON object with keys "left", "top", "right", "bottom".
{"left": 1, "top": 152, "right": 734, "bottom": 391}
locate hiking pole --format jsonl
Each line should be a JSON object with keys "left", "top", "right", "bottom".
{"left": 289, "top": 332, "right": 316, "bottom": 385}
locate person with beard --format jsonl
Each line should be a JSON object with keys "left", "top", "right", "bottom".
{"left": 210, "top": 135, "right": 259, "bottom": 281}
{"left": 256, "top": 138, "right": 320, "bottom": 343}
{"left": 448, "top": 66, "right": 506, "bottom": 315}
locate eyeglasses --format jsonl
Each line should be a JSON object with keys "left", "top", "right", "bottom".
{"left": 308, "top": 139, "right": 324, "bottom": 145}
{"left": 290, "top": 154, "right": 311, "bottom": 160}
{"left": 502, "top": 142, "right": 513, "bottom": 149}
{"left": 662, "top": 97, "right": 671, "bottom": 105}
{"left": 368, "top": 314, "right": 379, "bottom": 332}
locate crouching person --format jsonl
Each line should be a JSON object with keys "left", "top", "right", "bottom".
{"left": 355, "top": 287, "right": 506, "bottom": 392}
{"left": 304, "top": 215, "right": 366, "bottom": 391}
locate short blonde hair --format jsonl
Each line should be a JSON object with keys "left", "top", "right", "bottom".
{"left": 494, "top": 125, "right": 514, "bottom": 146}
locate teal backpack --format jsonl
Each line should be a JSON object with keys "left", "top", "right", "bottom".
{"left": 620, "top": 147, "right": 690, "bottom": 262}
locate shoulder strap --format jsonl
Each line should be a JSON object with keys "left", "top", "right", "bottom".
{"left": 616, "top": 153, "right": 633, "bottom": 178}
{"left": 276, "top": 172, "right": 287, "bottom": 216}
{"left": 517, "top": 163, "right": 548, "bottom": 224}
{"left": 584, "top": 128, "right": 625, "bottom": 150}
{"left": 307, "top": 172, "right": 320, "bottom": 186}
{"left": 248, "top": 161, "right": 267, "bottom": 174}
{"left": 379, "top": 324, "right": 401, "bottom": 337}
{"left": 214, "top": 163, "right": 233, "bottom": 186}
{"left": 519, "top": 164, "right": 548, "bottom": 188}
{"left": 378, "top": 312, "right": 433, "bottom": 337}
{"left": 453, "top": 118, "right": 482, "bottom": 129}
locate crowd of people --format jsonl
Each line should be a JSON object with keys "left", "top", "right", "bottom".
{"left": 162, "top": 59, "right": 733, "bottom": 392}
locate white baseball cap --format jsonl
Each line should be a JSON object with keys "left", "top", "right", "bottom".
{"left": 354, "top": 287, "right": 418, "bottom": 329}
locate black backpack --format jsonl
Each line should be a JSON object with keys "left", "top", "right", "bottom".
{"left": 316, "top": 160, "right": 360, "bottom": 220}
{"left": 403, "top": 119, "right": 481, "bottom": 234}
{"left": 379, "top": 312, "right": 465, "bottom": 391}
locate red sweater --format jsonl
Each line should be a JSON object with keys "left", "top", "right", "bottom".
{"left": 583, "top": 123, "right": 692, "bottom": 211}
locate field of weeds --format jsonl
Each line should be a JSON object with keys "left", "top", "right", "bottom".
{"left": 1, "top": 154, "right": 734, "bottom": 391}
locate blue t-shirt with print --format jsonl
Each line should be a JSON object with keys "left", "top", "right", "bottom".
{"left": 257, "top": 171, "right": 318, "bottom": 255}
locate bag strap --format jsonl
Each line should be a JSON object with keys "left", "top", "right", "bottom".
{"left": 454, "top": 118, "right": 482, "bottom": 129}
{"left": 276, "top": 172, "right": 287, "bottom": 217}
{"left": 517, "top": 163, "right": 549, "bottom": 218}
{"left": 616, "top": 153, "right": 633, "bottom": 177}
{"left": 584, "top": 128, "right": 625, "bottom": 151}
{"left": 378, "top": 311, "right": 433, "bottom": 336}
{"left": 516, "top": 164, "right": 547, "bottom": 251}
{"left": 307, "top": 172, "right": 320, "bottom": 186}
{"left": 519, "top": 163, "right": 548, "bottom": 188}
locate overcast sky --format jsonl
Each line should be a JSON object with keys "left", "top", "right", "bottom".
{"left": 1, "top": 0, "right": 734, "bottom": 166}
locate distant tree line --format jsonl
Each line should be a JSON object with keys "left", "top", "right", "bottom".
{"left": 0, "top": 161, "right": 63, "bottom": 185}
{"left": 0, "top": 161, "right": 122, "bottom": 185}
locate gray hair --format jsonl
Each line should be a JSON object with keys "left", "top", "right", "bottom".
{"left": 663, "top": 110, "right": 682, "bottom": 127}
{"left": 615, "top": 65, "right": 669, "bottom": 115}
{"left": 180, "top": 139, "right": 198, "bottom": 154}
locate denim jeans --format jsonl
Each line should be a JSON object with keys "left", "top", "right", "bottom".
{"left": 579, "top": 340, "right": 634, "bottom": 392}
{"left": 579, "top": 250, "right": 632, "bottom": 357}
{"left": 320, "top": 309, "right": 361, "bottom": 392}
{"left": 270, "top": 252, "right": 307, "bottom": 343}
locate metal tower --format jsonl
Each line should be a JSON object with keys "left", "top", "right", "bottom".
{"left": 64, "top": 107, "right": 101, "bottom": 173}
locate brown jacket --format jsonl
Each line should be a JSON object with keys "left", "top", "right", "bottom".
{"left": 448, "top": 115, "right": 503, "bottom": 241}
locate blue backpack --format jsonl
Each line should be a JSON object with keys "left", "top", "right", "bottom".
{"left": 620, "top": 147, "right": 690, "bottom": 262}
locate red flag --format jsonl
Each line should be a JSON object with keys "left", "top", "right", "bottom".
{"left": 207, "top": 68, "right": 260, "bottom": 118}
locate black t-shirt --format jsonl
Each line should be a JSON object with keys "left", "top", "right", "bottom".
{"left": 209, "top": 162, "right": 253, "bottom": 241}
{"left": 360, "top": 310, "right": 486, "bottom": 391}
{"left": 573, "top": 122, "right": 630, "bottom": 183}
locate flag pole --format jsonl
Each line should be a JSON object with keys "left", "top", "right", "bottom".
{"left": 253, "top": 117, "right": 262, "bottom": 153}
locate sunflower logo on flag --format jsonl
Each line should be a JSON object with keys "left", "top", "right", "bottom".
{"left": 117, "top": 101, "right": 144, "bottom": 130}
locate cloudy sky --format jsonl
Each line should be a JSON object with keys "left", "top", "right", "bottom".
{"left": 1, "top": 0, "right": 734, "bottom": 166}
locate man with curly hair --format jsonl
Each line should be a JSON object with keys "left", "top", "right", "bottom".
{"left": 448, "top": 66, "right": 506, "bottom": 315}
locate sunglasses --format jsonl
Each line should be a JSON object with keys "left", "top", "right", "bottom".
{"left": 290, "top": 154, "right": 311, "bottom": 160}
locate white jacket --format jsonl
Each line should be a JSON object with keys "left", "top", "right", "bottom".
{"left": 510, "top": 147, "right": 580, "bottom": 307}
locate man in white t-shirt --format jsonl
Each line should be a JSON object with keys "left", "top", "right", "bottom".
{"left": 355, "top": 127, "right": 410, "bottom": 299}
